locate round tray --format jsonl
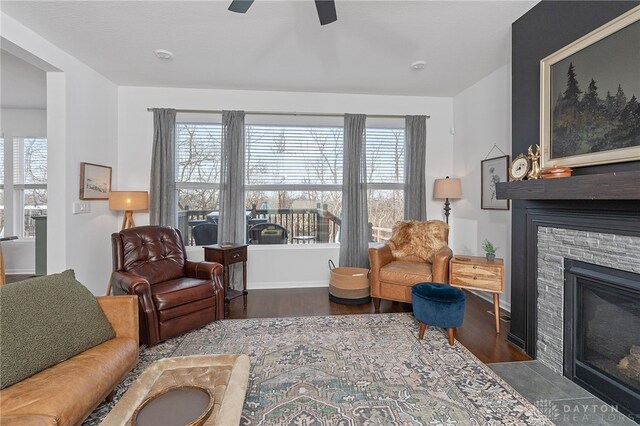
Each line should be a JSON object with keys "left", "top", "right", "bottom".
{"left": 133, "top": 385, "right": 214, "bottom": 426}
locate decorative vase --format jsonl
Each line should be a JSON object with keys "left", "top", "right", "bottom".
{"left": 486, "top": 253, "right": 495, "bottom": 262}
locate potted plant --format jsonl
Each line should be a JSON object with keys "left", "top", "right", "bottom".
{"left": 482, "top": 239, "right": 498, "bottom": 262}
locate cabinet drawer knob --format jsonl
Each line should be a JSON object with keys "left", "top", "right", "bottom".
{"left": 473, "top": 276, "right": 477, "bottom": 280}
{"left": 473, "top": 266, "right": 477, "bottom": 269}
{"left": 232, "top": 253, "right": 240, "bottom": 259}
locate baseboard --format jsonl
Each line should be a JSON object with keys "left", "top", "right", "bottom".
{"left": 6, "top": 269, "right": 35, "bottom": 275}
{"left": 469, "top": 290, "right": 511, "bottom": 313}
{"left": 249, "top": 280, "right": 329, "bottom": 290}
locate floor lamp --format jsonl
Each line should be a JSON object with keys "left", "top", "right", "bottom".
{"left": 106, "top": 191, "right": 148, "bottom": 295}
{"left": 433, "top": 176, "right": 462, "bottom": 225}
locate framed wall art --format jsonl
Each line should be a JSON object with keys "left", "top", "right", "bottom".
{"left": 80, "top": 162, "right": 112, "bottom": 200}
{"left": 481, "top": 155, "right": 509, "bottom": 210}
{"left": 540, "top": 6, "right": 640, "bottom": 169}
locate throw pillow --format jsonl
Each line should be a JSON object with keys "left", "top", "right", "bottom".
{"left": 0, "top": 270, "right": 115, "bottom": 389}
{"left": 388, "top": 220, "right": 449, "bottom": 262}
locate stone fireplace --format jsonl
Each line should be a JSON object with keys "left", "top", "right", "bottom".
{"left": 536, "top": 226, "right": 640, "bottom": 416}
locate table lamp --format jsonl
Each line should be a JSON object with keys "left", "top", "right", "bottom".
{"left": 109, "top": 191, "right": 149, "bottom": 230}
{"left": 433, "top": 176, "right": 462, "bottom": 224}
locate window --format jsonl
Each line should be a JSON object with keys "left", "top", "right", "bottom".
{"left": 174, "top": 114, "right": 405, "bottom": 246}
{"left": 175, "top": 120, "right": 222, "bottom": 245}
{"left": 245, "top": 123, "right": 343, "bottom": 244}
{"left": 366, "top": 127, "right": 405, "bottom": 241}
{"left": 13, "top": 138, "right": 47, "bottom": 238}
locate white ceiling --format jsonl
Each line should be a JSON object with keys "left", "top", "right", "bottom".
{"left": 1, "top": 50, "right": 47, "bottom": 109}
{"left": 0, "top": 0, "right": 537, "bottom": 97}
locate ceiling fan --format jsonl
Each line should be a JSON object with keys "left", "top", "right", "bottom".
{"left": 228, "top": 0, "right": 338, "bottom": 26}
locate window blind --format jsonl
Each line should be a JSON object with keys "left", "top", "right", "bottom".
{"left": 366, "top": 128, "right": 405, "bottom": 185}
{"left": 246, "top": 125, "right": 344, "bottom": 186}
{"left": 13, "top": 138, "right": 47, "bottom": 187}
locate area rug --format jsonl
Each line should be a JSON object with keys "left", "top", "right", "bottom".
{"left": 86, "top": 313, "right": 553, "bottom": 425}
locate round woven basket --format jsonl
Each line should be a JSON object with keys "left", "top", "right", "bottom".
{"left": 328, "top": 261, "right": 370, "bottom": 305}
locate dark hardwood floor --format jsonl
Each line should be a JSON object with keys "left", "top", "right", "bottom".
{"left": 227, "top": 287, "right": 531, "bottom": 364}
{"left": 5, "top": 274, "right": 529, "bottom": 363}
{"left": 5, "top": 274, "right": 36, "bottom": 284}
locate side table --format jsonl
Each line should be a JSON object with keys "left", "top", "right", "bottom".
{"left": 448, "top": 255, "right": 504, "bottom": 333}
{"left": 204, "top": 244, "right": 248, "bottom": 316}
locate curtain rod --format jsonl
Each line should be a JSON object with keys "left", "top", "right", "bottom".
{"left": 146, "top": 108, "right": 430, "bottom": 119}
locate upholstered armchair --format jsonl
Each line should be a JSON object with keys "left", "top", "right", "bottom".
{"left": 369, "top": 220, "right": 453, "bottom": 312}
{"left": 110, "top": 226, "right": 224, "bottom": 346}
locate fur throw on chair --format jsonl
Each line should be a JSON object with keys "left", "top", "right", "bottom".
{"left": 388, "top": 220, "right": 449, "bottom": 263}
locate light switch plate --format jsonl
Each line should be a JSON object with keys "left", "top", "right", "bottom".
{"left": 72, "top": 202, "right": 91, "bottom": 214}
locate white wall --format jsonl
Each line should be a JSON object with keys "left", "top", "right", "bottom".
{"left": 118, "top": 86, "right": 454, "bottom": 288}
{"left": 0, "top": 107, "right": 47, "bottom": 272}
{"left": 452, "top": 64, "right": 512, "bottom": 310}
{"left": 2, "top": 13, "right": 119, "bottom": 294}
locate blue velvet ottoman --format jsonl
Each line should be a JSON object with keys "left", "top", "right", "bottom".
{"left": 412, "top": 282, "right": 466, "bottom": 345}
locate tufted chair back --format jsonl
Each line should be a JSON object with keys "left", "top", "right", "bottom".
{"left": 112, "top": 226, "right": 186, "bottom": 284}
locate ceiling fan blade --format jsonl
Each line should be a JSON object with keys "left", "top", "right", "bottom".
{"left": 228, "top": 0, "right": 255, "bottom": 14}
{"left": 314, "top": 0, "right": 337, "bottom": 25}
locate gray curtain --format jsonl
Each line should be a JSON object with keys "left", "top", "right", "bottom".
{"left": 339, "top": 114, "right": 369, "bottom": 268}
{"left": 219, "top": 111, "right": 246, "bottom": 289}
{"left": 219, "top": 110, "right": 246, "bottom": 245}
{"left": 150, "top": 108, "right": 177, "bottom": 227}
{"left": 404, "top": 115, "right": 427, "bottom": 221}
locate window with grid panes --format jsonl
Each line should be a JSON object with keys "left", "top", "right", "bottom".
{"left": 13, "top": 138, "right": 47, "bottom": 238}
{"left": 175, "top": 120, "right": 222, "bottom": 245}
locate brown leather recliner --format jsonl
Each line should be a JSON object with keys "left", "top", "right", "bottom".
{"left": 110, "top": 225, "right": 224, "bottom": 346}
{"left": 369, "top": 220, "right": 453, "bottom": 312}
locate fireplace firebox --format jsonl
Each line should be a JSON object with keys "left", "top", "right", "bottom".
{"left": 564, "top": 259, "right": 640, "bottom": 418}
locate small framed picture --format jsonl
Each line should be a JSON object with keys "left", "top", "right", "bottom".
{"left": 481, "top": 155, "right": 509, "bottom": 210}
{"left": 80, "top": 162, "right": 112, "bottom": 200}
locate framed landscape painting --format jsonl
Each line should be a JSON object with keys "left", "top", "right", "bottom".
{"left": 80, "top": 162, "right": 112, "bottom": 200}
{"left": 540, "top": 6, "right": 640, "bottom": 168}
{"left": 481, "top": 155, "right": 509, "bottom": 210}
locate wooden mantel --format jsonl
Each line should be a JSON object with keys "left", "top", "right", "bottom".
{"left": 496, "top": 170, "right": 640, "bottom": 200}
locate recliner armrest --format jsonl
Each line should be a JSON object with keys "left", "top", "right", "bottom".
{"left": 109, "top": 271, "right": 159, "bottom": 345}
{"left": 110, "top": 271, "right": 149, "bottom": 296}
{"left": 432, "top": 246, "right": 454, "bottom": 284}
{"left": 185, "top": 260, "right": 225, "bottom": 320}
{"left": 185, "top": 260, "right": 223, "bottom": 281}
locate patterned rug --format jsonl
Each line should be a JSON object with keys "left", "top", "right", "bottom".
{"left": 86, "top": 313, "right": 552, "bottom": 425}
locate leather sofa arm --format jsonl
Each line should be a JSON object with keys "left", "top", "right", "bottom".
{"left": 368, "top": 244, "right": 395, "bottom": 297}
{"left": 0, "top": 414, "right": 57, "bottom": 425}
{"left": 432, "top": 246, "right": 454, "bottom": 284}
{"left": 185, "top": 260, "right": 223, "bottom": 281}
{"left": 97, "top": 295, "right": 139, "bottom": 345}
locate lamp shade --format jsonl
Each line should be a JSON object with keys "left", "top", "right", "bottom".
{"left": 108, "top": 191, "right": 148, "bottom": 211}
{"left": 433, "top": 177, "right": 462, "bottom": 199}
